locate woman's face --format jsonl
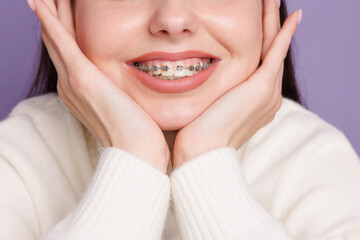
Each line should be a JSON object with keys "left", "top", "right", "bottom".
{"left": 74, "top": 0, "right": 263, "bottom": 131}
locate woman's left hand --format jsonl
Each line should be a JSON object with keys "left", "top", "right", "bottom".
{"left": 172, "top": 1, "right": 302, "bottom": 169}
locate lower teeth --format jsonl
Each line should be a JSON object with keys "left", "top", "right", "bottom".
{"left": 156, "top": 75, "right": 190, "bottom": 81}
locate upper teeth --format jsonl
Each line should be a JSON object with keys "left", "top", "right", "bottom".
{"left": 133, "top": 58, "right": 212, "bottom": 80}
{"left": 134, "top": 62, "right": 210, "bottom": 72}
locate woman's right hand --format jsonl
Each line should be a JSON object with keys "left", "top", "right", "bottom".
{"left": 27, "top": 0, "right": 170, "bottom": 174}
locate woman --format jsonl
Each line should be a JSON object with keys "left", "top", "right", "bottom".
{"left": 1, "top": 0, "right": 359, "bottom": 238}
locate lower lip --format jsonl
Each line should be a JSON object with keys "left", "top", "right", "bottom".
{"left": 126, "top": 60, "right": 220, "bottom": 94}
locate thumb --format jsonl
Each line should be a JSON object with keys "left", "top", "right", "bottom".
{"left": 27, "top": 0, "right": 35, "bottom": 11}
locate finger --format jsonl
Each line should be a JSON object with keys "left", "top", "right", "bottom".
{"left": 42, "top": 0, "right": 58, "bottom": 16}
{"left": 40, "top": 25, "right": 68, "bottom": 78}
{"left": 57, "top": 0, "right": 77, "bottom": 39}
{"left": 258, "top": 9, "right": 301, "bottom": 80}
{"left": 261, "top": 0, "right": 281, "bottom": 61}
{"left": 33, "top": 0, "right": 86, "bottom": 71}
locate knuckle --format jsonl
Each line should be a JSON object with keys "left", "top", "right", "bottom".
{"left": 57, "top": 81, "right": 70, "bottom": 100}
{"left": 57, "top": 77, "right": 70, "bottom": 95}
{"left": 56, "top": 82, "right": 70, "bottom": 107}
{"left": 259, "top": 81, "right": 273, "bottom": 100}
{"left": 68, "top": 71, "right": 86, "bottom": 91}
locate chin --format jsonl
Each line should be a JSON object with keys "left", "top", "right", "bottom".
{"left": 159, "top": 121, "right": 187, "bottom": 131}
{"left": 149, "top": 106, "right": 201, "bottom": 131}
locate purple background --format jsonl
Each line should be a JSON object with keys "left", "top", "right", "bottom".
{"left": 1, "top": 0, "right": 359, "bottom": 155}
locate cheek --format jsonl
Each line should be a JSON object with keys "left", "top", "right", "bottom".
{"left": 225, "top": 11, "right": 263, "bottom": 82}
{"left": 230, "top": 15, "right": 263, "bottom": 59}
{"left": 76, "top": 10, "right": 118, "bottom": 60}
{"left": 74, "top": 4, "right": 145, "bottom": 80}
{"left": 74, "top": 4, "right": 156, "bottom": 93}
{"left": 201, "top": 2, "right": 263, "bottom": 64}
{"left": 200, "top": 2, "right": 263, "bottom": 89}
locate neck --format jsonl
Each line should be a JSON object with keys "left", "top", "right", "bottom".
{"left": 163, "top": 130, "right": 179, "bottom": 152}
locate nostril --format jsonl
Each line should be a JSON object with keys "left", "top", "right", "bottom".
{"left": 152, "top": 24, "right": 194, "bottom": 39}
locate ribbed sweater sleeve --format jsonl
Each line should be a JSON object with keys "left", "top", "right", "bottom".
{"left": 170, "top": 147, "right": 293, "bottom": 240}
{"left": 38, "top": 147, "right": 171, "bottom": 239}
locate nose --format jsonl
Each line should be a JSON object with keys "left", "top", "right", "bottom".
{"left": 149, "top": 0, "right": 197, "bottom": 41}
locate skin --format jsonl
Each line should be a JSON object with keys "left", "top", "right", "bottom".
{"left": 72, "top": 0, "right": 265, "bottom": 157}
{"left": 27, "top": 0, "right": 301, "bottom": 172}
{"left": 73, "top": 0, "right": 264, "bottom": 132}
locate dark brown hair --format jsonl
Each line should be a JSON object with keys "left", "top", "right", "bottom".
{"left": 26, "top": 0, "right": 306, "bottom": 107}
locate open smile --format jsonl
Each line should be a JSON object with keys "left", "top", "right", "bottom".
{"left": 126, "top": 51, "right": 221, "bottom": 93}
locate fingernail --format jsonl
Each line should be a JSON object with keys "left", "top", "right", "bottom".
{"left": 27, "top": 0, "right": 36, "bottom": 11}
{"left": 275, "top": 0, "right": 281, "bottom": 8}
{"left": 297, "top": 9, "right": 303, "bottom": 24}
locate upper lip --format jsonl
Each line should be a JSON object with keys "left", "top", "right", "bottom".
{"left": 127, "top": 51, "right": 220, "bottom": 64}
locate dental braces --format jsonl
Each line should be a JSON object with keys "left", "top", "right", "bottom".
{"left": 134, "top": 62, "right": 211, "bottom": 72}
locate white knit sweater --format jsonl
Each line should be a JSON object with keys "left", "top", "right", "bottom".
{"left": 0, "top": 93, "right": 359, "bottom": 240}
